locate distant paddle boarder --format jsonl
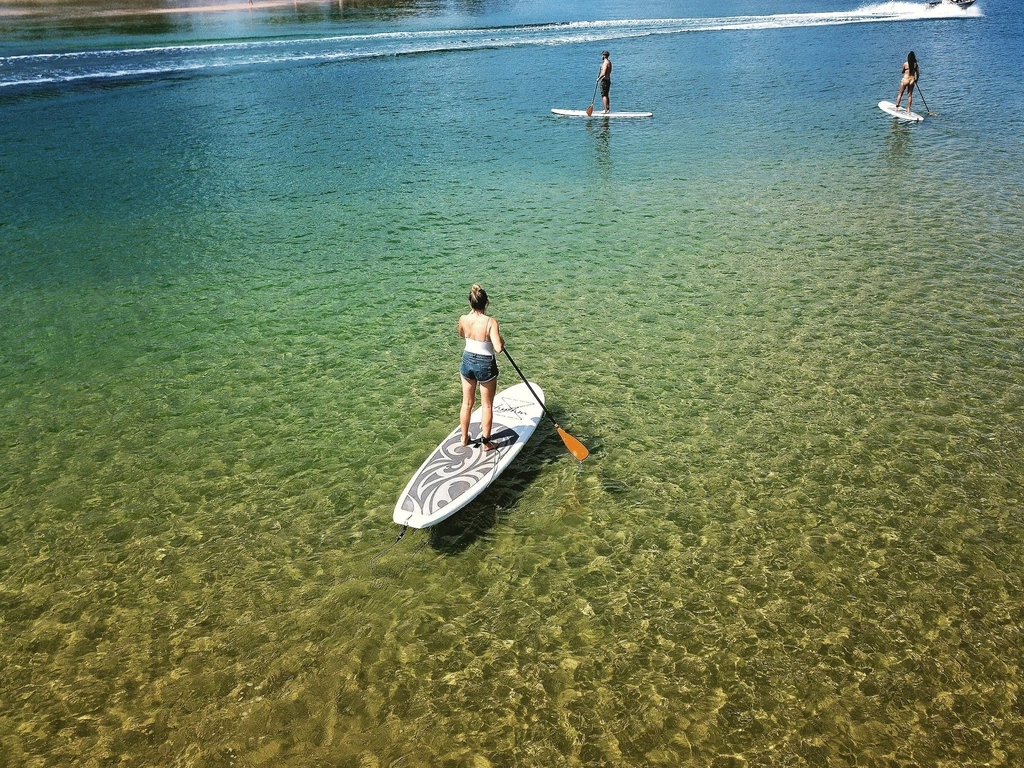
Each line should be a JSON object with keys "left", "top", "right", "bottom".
{"left": 596, "top": 50, "right": 612, "bottom": 114}
{"left": 893, "top": 51, "right": 919, "bottom": 114}
{"left": 458, "top": 285, "right": 505, "bottom": 451}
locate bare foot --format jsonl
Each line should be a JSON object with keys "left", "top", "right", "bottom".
{"left": 481, "top": 439, "right": 498, "bottom": 452}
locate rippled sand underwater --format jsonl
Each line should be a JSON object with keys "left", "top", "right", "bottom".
{"left": 2, "top": 0, "right": 1024, "bottom": 765}
{"left": 5, "top": 181, "right": 1022, "bottom": 765}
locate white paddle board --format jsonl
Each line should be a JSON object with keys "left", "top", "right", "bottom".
{"left": 552, "top": 109, "right": 654, "bottom": 118}
{"left": 878, "top": 100, "right": 923, "bottom": 122}
{"left": 394, "top": 381, "right": 545, "bottom": 529}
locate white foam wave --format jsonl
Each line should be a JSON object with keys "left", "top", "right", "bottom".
{"left": 0, "top": 3, "right": 982, "bottom": 89}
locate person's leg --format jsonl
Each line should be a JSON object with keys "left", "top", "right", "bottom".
{"left": 479, "top": 377, "right": 499, "bottom": 450}
{"left": 895, "top": 82, "right": 907, "bottom": 109}
{"left": 460, "top": 376, "right": 477, "bottom": 445}
{"left": 907, "top": 83, "right": 914, "bottom": 113}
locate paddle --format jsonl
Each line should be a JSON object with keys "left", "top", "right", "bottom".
{"left": 501, "top": 348, "right": 589, "bottom": 461}
{"left": 586, "top": 82, "right": 599, "bottom": 117}
{"left": 915, "top": 84, "right": 937, "bottom": 116}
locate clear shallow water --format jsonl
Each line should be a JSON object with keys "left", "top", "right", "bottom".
{"left": 2, "top": 0, "right": 1023, "bottom": 765}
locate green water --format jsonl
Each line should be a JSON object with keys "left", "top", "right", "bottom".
{"left": 3, "top": 1, "right": 1024, "bottom": 765}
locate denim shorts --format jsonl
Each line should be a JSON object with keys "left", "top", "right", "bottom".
{"left": 460, "top": 351, "right": 498, "bottom": 383}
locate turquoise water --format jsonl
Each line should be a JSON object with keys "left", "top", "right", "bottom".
{"left": 2, "top": 0, "right": 1024, "bottom": 764}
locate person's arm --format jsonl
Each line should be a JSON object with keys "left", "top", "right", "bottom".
{"left": 489, "top": 318, "right": 504, "bottom": 354}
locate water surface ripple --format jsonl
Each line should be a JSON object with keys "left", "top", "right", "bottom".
{"left": 1, "top": 0, "right": 1023, "bottom": 765}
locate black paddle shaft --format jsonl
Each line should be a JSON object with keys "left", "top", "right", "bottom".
{"left": 914, "top": 83, "right": 933, "bottom": 115}
{"left": 502, "top": 348, "right": 561, "bottom": 426}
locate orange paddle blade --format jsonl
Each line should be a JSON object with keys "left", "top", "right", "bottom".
{"left": 586, "top": 104, "right": 594, "bottom": 116}
{"left": 557, "top": 426, "right": 589, "bottom": 461}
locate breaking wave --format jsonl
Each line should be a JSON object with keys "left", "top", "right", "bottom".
{"left": 0, "top": 2, "right": 981, "bottom": 89}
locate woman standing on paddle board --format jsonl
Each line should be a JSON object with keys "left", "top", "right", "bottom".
{"left": 458, "top": 285, "right": 504, "bottom": 451}
{"left": 894, "top": 51, "right": 919, "bottom": 114}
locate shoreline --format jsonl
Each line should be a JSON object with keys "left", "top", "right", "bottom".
{"left": 0, "top": 1, "right": 332, "bottom": 20}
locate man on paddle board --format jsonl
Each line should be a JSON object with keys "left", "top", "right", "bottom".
{"left": 596, "top": 50, "right": 612, "bottom": 113}
{"left": 458, "top": 285, "right": 505, "bottom": 452}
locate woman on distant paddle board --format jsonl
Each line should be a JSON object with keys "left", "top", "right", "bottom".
{"left": 458, "top": 284, "right": 504, "bottom": 451}
{"left": 597, "top": 50, "right": 612, "bottom": 113}
{"left": 894, "top": 51, "right": 919, "bottom": 113}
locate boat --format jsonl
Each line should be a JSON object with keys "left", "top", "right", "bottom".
{"left": 926, "top": 0, "right": 975, "bottom": 8}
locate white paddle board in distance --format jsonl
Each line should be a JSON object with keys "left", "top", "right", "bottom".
{"left": 394, "top": 381, "right": 545, "bottom": 529}
{"left": 552, "top": 109, "right": 654, "bottom": 118}
{"left": 878, "top": 100, "right": 923, "bottom": 122}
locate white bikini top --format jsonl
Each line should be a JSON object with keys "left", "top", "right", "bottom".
{"left": 464, "top": 317, "right": 495, "bottom": 356}
{"left": 464, "top": 337, "right": 494, "bottom": 356}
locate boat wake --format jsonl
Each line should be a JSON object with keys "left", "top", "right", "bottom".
{"left": 0, "top": 2, "right": 982, "bottom": 90}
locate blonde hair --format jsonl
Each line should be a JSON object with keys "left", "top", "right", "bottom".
{"left": 469, "top": 284, "right": 489, "bottom": 312}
